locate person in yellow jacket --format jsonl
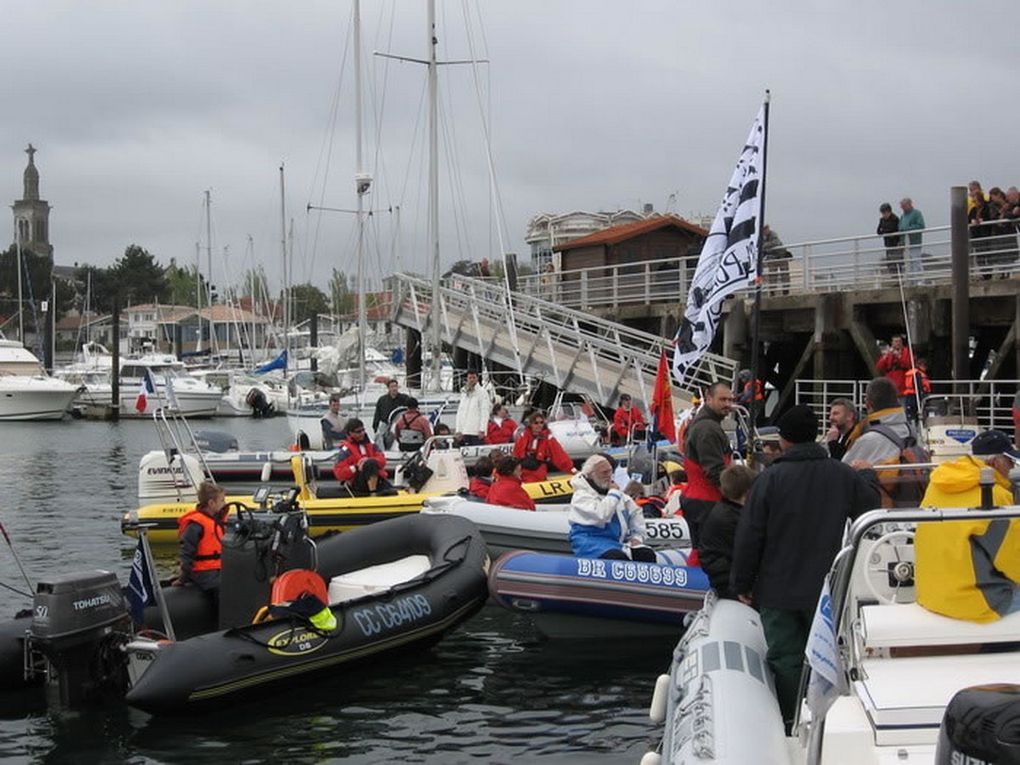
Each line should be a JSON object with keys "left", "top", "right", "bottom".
{"left": 915, "top": 429, "right": 1020, "bottom": 622}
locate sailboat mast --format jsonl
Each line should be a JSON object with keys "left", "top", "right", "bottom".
{"left": 354, "top": 0, "right": 368, "bottom": 393}
{"left": 427, "top": 0, "right": 441, "bottom": 392}
{"left": 205, "top": 189, "right": 213, "bottom": 356}
{"left": 279, "top": 163, "right": 289, "bottom": 380}
{"left": 15, "top": 228, "right": 23, "bottom": 344}
{"left": 195, "top": 240, "right": 203, "bottom": 353}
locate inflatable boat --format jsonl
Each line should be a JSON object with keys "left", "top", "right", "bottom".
{"left": 6, "top": 510, "right": 489, "bottom": 714}
{"left": 642, "top": 503, "right": 1020, "bottom": 764}
{"left": 126, "top": 453, "right": 574, "bottom": 545}
{"left": 421, "top": 495, "right": 690, "bottom": 559}
{"left": 488, "top": 550, "right": 706, "bottom": 639}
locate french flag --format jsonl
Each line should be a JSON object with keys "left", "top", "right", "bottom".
{"left": 135, "top": 370, "right": 156, "bottom": 413}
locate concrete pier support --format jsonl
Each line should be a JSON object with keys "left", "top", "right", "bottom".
{"left": 405, "top": 328, "right": 422, "bottom": 390}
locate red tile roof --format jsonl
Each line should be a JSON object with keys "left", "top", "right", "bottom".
{"left": 553, "top": 214, "right": 708, "bottom": 252}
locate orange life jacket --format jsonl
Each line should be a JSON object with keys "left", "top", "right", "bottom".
{"left": 903, "top": 368, "right": 931, "bottom": 396}
{"left": 178, "top": 509, "right": 224, "bottom": 572}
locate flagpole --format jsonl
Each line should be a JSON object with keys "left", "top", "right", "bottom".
{"left": 747, "top": 90, "right": 771, "bottom": 463}
{"left": 140, "top": 526, "right": 176, "bottom": 641}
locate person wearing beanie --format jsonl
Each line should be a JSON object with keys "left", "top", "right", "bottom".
{"left": 730, "top": 404, "right": 880, "bottom": 732}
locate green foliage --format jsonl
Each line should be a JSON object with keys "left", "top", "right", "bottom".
{"left": 111, "top": 245, "right": 170, "bottom": 306}
{"left": 165, "top": 258, "right": 204, "bottom": 307}
{"left": 0, "top": 245, "right": 76, "bottom": 327}
{"left": 329, "top": 268, "right": 354, "bottom": 315}
{"left": 288, "top": 282, "right": 330, "bottom": 323}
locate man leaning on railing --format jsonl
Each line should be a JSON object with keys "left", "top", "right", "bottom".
{"left": 761, "top": 225, "right": 792, "bottom": 295}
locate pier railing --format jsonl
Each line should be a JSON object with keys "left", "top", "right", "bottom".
{"left": 515, "top": 222, "right": 1018, "bottom": 309}
{"left": 795, "top": 377, "right": 1019, "bottom": 435}
{"left": 390, "top": 272, "right": 738, "bottom": 408}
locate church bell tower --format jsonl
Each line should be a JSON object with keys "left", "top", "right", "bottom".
{"left": 11, "top": 144, "right": 53, "bottom": 258}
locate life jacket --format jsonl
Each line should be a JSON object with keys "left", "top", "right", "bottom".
{"left": 397, "top": 411, "right": 425, "bottom": 447}
{"left": 684, "top": 457, "right": 729, "bottom": 502}
{"left": 903, "top": 368, "right": 931, "bottom": 396}
{"left": 178, "top": 509, "right": 224, "bottom": 572}
{"left": 743, "top": 379, "right": 764, "bottom": 402}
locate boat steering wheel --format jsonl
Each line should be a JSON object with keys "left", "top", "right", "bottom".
{"left": 863, "top": 528, "right": 916, "bottom": 605}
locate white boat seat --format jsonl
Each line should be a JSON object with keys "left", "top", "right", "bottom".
{"left": 860, "top": 602, "right": 1020, "bottom": 650}
{"left": 857, "top": 652, "right": 1020, "bottom": 746}
{"left": 328, "top": 555, "right": 432, "bottom": 604}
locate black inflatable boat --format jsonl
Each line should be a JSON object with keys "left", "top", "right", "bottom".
{"left": 2, "top": 510, "right": 489, "bottom": 714}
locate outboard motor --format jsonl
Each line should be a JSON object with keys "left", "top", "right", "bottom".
{"left": 935, "top": 684, "right": 1020, "bottom": 764}
{"left": 245, "top": 387, "right": 275, "bottom": 418}
{"left": 193, "top": 430, "right": 240, "bottom": 453}
{"left": 218, "top": 501, "right": 315, "bottom": 630}
{"left": 137, "top": 451, "right": 205, "bottom": 503}
{"left": 28, "top": 570, "right": 131, "bottom": 706}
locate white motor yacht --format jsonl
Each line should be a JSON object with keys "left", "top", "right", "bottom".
{"left": 0, "top": 337, "right": 79, "bottom": 420}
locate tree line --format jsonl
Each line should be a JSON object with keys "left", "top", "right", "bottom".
{"left": 0, "top": 243, "right": 360, "bottom": 330}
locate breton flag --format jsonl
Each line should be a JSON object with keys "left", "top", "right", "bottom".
{"left": 673, "top": 103, "right": 767, "bottom": 385}
{"left": 805, "top": 578, "right": 846, "bottom": 720}
{"left": 649, "top": 350, "right": 677, "bottom": 446}
{"left": 125, "top": 535, "right": 157, "bottom": 625}
{"left": 134, "top": 370, "right": 157, "bottom": 413}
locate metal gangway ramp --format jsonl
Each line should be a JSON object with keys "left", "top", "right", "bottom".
{"left": 390, "top": 272, "right": 738, "bottom": 411}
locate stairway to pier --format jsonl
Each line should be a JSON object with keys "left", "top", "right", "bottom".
{"left": 390, "top": 273, "right": 738, "bottom": 411}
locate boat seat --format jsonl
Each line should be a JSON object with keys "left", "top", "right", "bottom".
{"left": 328, "top": 555, "right": 432, "bottom": 604}
{"left": 860, "top": 602, "right": 1020, "bottom": 650}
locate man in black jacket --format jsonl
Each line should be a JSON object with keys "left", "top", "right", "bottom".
{"left": 730, "top": 405, "right": 880, "bottom": 731}
{"left": 877, "top": 202, "right": 902, "bottom": 275}
{"left": 372, "top": 379, "right": 413, "bottom": 437}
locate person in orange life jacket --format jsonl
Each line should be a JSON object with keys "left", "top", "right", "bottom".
{"left": 487, "top": 456, "right": 536, "bottom": 511}
{"left": 468, "top": 454, "right": 495, "bottom": 500}
{"left": 735, "top": 369, "right": 764, "bottom": 407}
{"left": 902, "top": 357, "right": 931, "bottom": 424}
{"left": 332, "top": 418, "right": 388, "bottom": 483}
{"left": 681, "top": 382, "right": 735, "bottom": 550}
{"left": 174, "top": 481, "right": 227, "bottom": 596}
{"left": 625, "top": 479, "right": 667, "bottom": 518}
{"left": 512, "top": 411, "right": 576, "bottom": 483}
{"left": 393, "top": 397, "right": 433, "bottom": 451}
{"left": 485, "top": 403, "right": 518, "bottom": 445}
{"left": 610, "top": 394, "right": 646, "bottom": 445}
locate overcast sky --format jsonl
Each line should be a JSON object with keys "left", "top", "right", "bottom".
{"left": 2, "top": 1, "right": 1017, "bottom": 295}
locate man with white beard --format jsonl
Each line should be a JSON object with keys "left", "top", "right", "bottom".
{"left": 567, "top": 455, "right": 654, "bottom": 562}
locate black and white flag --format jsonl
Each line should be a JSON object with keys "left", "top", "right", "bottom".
{"left": 673, "top": 105, "right": 765, "bottom": 385}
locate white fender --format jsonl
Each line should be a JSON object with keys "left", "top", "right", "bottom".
{"left": 639, "top": 752, "right": 662, "bottom": 765}
{"left": 649, "top": 673, "right": 671, "bottom": 723}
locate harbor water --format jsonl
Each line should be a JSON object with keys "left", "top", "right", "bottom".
{"left": 0, "top": 417, "right": 666, "bottom": 763}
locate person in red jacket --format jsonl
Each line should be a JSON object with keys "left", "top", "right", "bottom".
{"left": 332, "top": 418, "right": 388, "bottom": 484}
{"left": 485, "top": 403, "right": 518, "bottom": 445}
{"left": 512, "top": 411, "right": 576, "bottom": 483}
{"left": 487, "top": 456, "right": 536, "bottom": 511}
{"left": 468, "top": 455, "right": 495, "bottom": 500}
{"left": 875, "top": 335, "right": 913, "bottom": 396}
{"left": 610, "top": 394, "right": 647, "bottom": 445}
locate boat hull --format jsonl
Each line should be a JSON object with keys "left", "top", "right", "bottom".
{"left": 488, "top": 550, "right": 707, "bottom": 639}
{"left": 125, "top": 514, "right": 489, "bottom": 713}
{"left": 0, "top": 379, "right": 78, "bottom": 420}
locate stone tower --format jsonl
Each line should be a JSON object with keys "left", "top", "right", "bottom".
{"left": 11, "top": 144, "right": 52, "bottom": 258}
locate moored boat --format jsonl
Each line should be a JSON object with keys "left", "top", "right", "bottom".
{"left": 6, "top": 510, "right": 489, "bottom": 714}
{"left": 488, "top": 550, "right": 706, "bottom": 639}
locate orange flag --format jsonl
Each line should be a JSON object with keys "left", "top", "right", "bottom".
{"left": 650, "top": 350, "right": 676, "bottom": 444}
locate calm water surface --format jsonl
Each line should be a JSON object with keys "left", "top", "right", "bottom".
{"left": 0, "top": 418, "right": 670, "bottom": 764}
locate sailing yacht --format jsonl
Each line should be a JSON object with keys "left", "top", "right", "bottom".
{"left": 0, "top": 335, "right": 79, "bottom": 420}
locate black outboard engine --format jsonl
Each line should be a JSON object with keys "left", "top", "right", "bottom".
{"left": 935, "top": 684, "right": 1020, "bottom": 764}
{"left": 218, "top": 501, "right": 315, "bottom": 630}
{"left": 29, "top": 570, "right": 131, "bottom": 706}
{"left": 245, "top": 387, "right": 275, "bottom": 418}
{"left": 193, "top": 429, "right": 240, "bottom": 453}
